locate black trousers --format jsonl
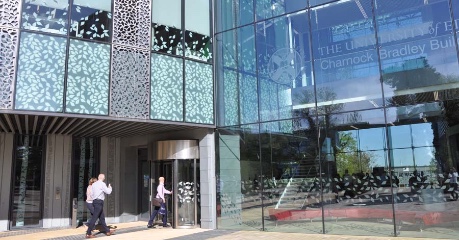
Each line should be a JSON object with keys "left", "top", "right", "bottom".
{"left": 84, "top": 201, "right": 95, "bottom": 226}
{"left": 86, "top": 199, "right": 109, "bottom": 235}
{"left": 148, "top": 204, "right": 167, "bottom": 226}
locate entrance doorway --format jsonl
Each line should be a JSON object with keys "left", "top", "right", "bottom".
{"left": 153, "top": 160, "right": 174, "bottom": 225}
{"left": 139, "top": 140, "right": 201, "bottom": 228}
{"left": 10, "top": 135, "right": 45, "bottom": 228}
{"left": 151, "top": 159, "right": 200, "bottom": 228}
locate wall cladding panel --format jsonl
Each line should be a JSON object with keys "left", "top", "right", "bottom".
{"left": 66, "top": 39, "right": 110, "bottom": 115}
{"left": 15, "top": 32, "right": 67, "bottom": 112}
{"left": 185, "top": 61, "right": 214, "bottom": 124}
{"left": 0, "top": 28, "right": 18, "bottom": 109}
{"left": 113, "top": 0, "right": 151, "bottom": 48}
{"left": 110, "top": 45, "right": 150, "bottom": 119}
{"left": 0, "top": 0, "right": 21, "bottom": 28}
{"left": 151, "top": 54, "right": 183, "bottom": 121}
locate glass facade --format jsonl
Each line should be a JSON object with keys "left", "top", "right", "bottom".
{"left": 0, "top": 0, "right": 214, "bottom": 125}
{"left": 216, "top": 0, "right": 459, "bottom": 238}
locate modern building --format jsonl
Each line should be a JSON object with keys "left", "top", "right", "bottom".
{"left": 1, "top": 0, "right": 459, "bottom": 239}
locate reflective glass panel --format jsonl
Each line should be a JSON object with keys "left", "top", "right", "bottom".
{"left": 386, "top": 99, "right": 459, "bottom": 238}
{"left": 152, "top": 0, "right": 182, "bottom": 56}
{"left": 256, "top": 10, "right": 312, "bottom": 122}
{"left": 238, "top": 25, "right": 258, "bottom": 125}
{"left": 255, "top": 0, "right": 307, "bottom": 21}
{"left": 375, "top": 0, "right": 459, "bottom": 107}
{"left": 216, "top": 29, "right": 238, "bottom": 126}
{"left": 217, "top": 125, "right": 262, "bottom": 230}
{"left": 70, "top": 0, "right": 112, "bottom": 42}
{"left": 185, "top": 0, "right": 212, "bottom": 62}
{"left": 320, "top": 109, "right": 392, "bottom": 236}
{"left": 21, "top": 0, "right": 69, "bottom": 35}
{"left": 216, "top": 0, "right": 254, "bottom": 32}
{"left": 260, "top": 119, "right": 322, "bottom": 233}
{"left": 311, "top": 0, "right": 382, "bottom": 113}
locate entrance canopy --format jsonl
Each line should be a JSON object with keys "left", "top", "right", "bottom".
{"left": 0, "top": 113, "right": 207, "bottom": 138}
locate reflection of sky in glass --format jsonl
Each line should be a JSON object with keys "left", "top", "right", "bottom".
{"left": 411, "top": 123, "right": 434, "bottom": 147}
{"left": 366, "top": 150, "right": 386, "bottom": 168}
{"left": 392, "top": 148, "right": 413, "bottom": 167}
{"left": 337, "top": 123, "right": 435, "bottom": 168}
{"left": 414, "top": 147, "right": 435, "bottom": 167}
{"left": 389, "top": 125, "right": 411, "bottom": 148}
{"left": 359, "top": 128, "right": 385, "bottom": 151}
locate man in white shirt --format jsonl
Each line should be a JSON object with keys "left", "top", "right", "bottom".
{"left": 85, "top": 174, "right": 114, "bottom": 238}
{"left": 147, "top": 177, "right": 172, "bottom": 228}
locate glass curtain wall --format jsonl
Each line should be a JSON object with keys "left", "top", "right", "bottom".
{"left": 216, "top": 0, "right": 459, "bottom": 238}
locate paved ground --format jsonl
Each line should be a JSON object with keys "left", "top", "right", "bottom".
{"left": 0, "top": 221, "right": 452, "bottom": 240}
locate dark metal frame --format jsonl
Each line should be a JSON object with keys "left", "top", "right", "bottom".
{"left": 137, "top": 146, "right": 150, "bottom": 221}
{"left": 8, "top": 134, "right": 47, "bottom": 230}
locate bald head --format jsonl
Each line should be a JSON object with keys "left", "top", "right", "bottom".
{"left": 98, "top": 174, "right": 105, "bottom": 181}
{"left": 159, "top": 177, "right": 165, "bottom": 183}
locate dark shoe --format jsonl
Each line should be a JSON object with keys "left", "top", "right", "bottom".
{"left": 162, "top": 225, "right": 170, "bottom": 228}
{"left": 85, "top": 235, "right": 96, "bottom": 239}
{"left": 105, "top": 230, "right": 115, "bottom": 236}
{"left": 147, "top": 225, "right": 155, "bottom": 228}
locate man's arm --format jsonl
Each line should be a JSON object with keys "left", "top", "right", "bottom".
{"left": 103, "top": 183, "right": 112, "bottom": 195}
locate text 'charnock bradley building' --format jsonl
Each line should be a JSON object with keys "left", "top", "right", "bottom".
{"left": 318, "top": 18, "right": 458, "bottom": 70}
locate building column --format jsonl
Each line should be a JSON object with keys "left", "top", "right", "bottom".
{"left": 199, "top": 130, "right": 217, "bottom": 229}
{"left": 43, "top": 134, "right": 72, "bottom": 228}
{"left": 0, "top": 133, "right": 14, "bottom": 231}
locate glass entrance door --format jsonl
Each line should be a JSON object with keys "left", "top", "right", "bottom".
{"left": 153, "top": 161, "right": 174, "bottom": 225}
{"left": 175, "top": 159, "right": 200, "bottom": 227}
{"left": 151, "top": 159, "right": 200, "bottom": 228}
{"left": 10, "top": 135, "right": 45, "bottom": 228}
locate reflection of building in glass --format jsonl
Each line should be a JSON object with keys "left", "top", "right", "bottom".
{"left": 215, "top": 0, "right": 459, "bottom": 238}
{"left": 3, "top": 0, "right": 459, "bottom": 239}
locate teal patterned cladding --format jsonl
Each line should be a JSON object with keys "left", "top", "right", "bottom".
{"left": 15, "top": 32, "right": 66, "bottom": 112}
{"left": 239, "top": 73, "right": 258, "bottom": 124}
{"left": 66, "top": 39, "right": 110, "bottom": 115}
{"left": 223, "top": 70, "right": 238, "bottom": 126}
{"left": 259, "top": 78, "right": 279, "bottom": 122}
{"left": 185, "top": 61, "right": 214, "bottom": 124}
{"left": 151, "top": 54, "right": 184, "bottom": 121}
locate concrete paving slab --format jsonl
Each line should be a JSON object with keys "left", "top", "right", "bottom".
{"left": 0, "top": 221, "right": 450, "bottom": 240}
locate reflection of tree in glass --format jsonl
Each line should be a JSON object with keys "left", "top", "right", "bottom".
{"left": 335, "top": 132, "right": 376, "bottom": 177}
{"left": 383, "top": 57, "right": 443, "bottom": 92}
